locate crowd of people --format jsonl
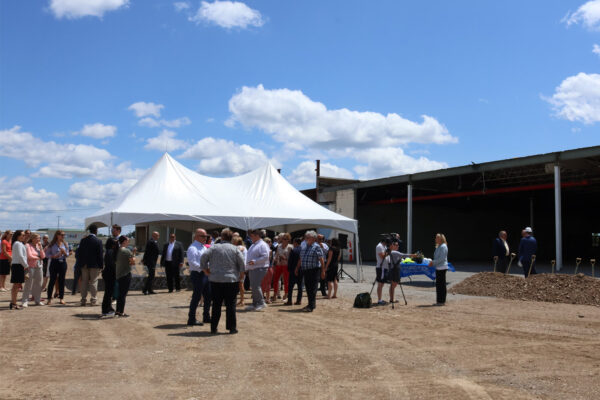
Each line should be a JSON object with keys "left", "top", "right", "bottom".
{"left": 0, "top": 225, "right": 344, "bottom": 334}
{"left": 0, "top": 224, "right": 541, "bottom": 328}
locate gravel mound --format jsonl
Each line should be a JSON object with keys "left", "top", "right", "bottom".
{"left": 451, "top": 272, "right": 600, "bottom": 306}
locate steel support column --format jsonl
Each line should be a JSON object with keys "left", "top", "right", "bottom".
{"left": 407, "top": 183, "right": 413, "bottom": 253}
{"left": 554, "top": 165, "right": 563, "bottom": 271}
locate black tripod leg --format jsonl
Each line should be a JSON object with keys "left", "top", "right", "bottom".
{"left": 369, "top": 278, "right": 377, "bottom": 296}
{"left": 398, "top": 279, "right": 407, "bottom": 305}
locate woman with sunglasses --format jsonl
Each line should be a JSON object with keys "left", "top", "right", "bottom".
{"left": 46, "top": 230, "right": 69, "bottom": 305}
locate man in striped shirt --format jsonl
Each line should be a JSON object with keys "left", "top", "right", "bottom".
{"left": 295, "top": 231, "right": 324, "bottom": 312}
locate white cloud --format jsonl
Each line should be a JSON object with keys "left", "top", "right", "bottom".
{"left": 0, "top": 126, "right": 144, "bottom": 179}
{"left": 174, "top": 2, "right": 190, "bottom": 12}
{"left": 0, "top": 176, "right": 61, "bottom": 212}
{"left": 563, "top": 0, "right": 600, "bottom": 30}
{"left": 351, "top": 148, "right": 448, "bottom": 180}
{"left": 190, "top": 1, "right": 265, "bottom": 29}
{"left": 144, "top": 129, "right": 187, "bottom": 152}
{"left": 138, "top": 117, "right": 161, "bottom": 128}
{"left": 68, "top": 179, "right": 138, "bottom": 207}
{"left": 593, "top": 43, "right": 600, "bottom": 56}
{"left": 128, "top": 101, "right": 164, "bottom": 118}
{"left": 287, "top": 161, "right": 354, "bottom": 185}
{"left": 138, "top": 116, "right": 191, "bottom": 128}
{"left": 227, "top": 85, "right": 457, "bottom": 150}
{"left": 49, "top": 0, "right": 130, "bottom": 19}
{"left": 1, "top": 126, "right": 112, "bottom": 168}
{"left": 179, "top": 137, "right": 272, "bottom": 176}
{"left": 75, "top": 123, "right": 117, "bottom": 139}
{"left": 161, "top": 117, "right": 192, "bottom": 128}
{"left": 544, "top": 72, "right": 600, "bottom": 124}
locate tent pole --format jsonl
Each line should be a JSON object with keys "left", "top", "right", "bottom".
{"left": 355, "top": 231, "right": 361, "bottom": 282}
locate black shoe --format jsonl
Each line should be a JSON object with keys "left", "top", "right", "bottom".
{"left": 187, "top": 320, "right": 203, "bottom": 326}
{"left": 302, "top": 306, "right": 313, "bottom": 312}
{"left": 203, "top": 317, "right": 211, "bottom": 323}
{"left": 148, "top": 291, "right": 157, "bottom": 295}
{"left": 168, "top": 290, "right": 173, "bottom": 293}
{"left": 210, "top": 328, "right": 218, "bottom": 334}
{"left": 142, "top": 291, "right": 148, "bottom": 295}
{"left": 229, "top": 329, "right": 238, "bottom": 334}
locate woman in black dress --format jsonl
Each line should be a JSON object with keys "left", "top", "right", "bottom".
{"left": 9, "top": 230, "right": 26, "bottom": 309}
{"left": 324, "top": 238, "right": 341, "bottom": 299}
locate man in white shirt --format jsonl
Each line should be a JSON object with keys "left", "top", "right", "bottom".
{"left": 245, "top": 229, "right": 270, "bottom": 311}
{"left": 375, "top": 238, "right": 390, "bottom": 305}
{"left": 187, "top": 228, "right": 210, "bottom": 326}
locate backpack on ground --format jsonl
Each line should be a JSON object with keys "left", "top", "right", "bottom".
{"left": 353, "top": 292, "right": 372, "bottom": 308}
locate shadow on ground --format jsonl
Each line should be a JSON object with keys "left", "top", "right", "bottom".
{"left": 154, "top": 324, "right": 188, "bottom": 329}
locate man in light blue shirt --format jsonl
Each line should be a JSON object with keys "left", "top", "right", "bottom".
{"left": 187, "top": 228, "right": 210, "bottom": 326}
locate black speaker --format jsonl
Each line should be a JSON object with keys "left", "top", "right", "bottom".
{"left": 338, "top": 233, "right": 348, "bottom": 249}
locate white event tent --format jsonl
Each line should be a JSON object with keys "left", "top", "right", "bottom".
{"left": 85, "top": 153, "right": 360, "bottom": 275}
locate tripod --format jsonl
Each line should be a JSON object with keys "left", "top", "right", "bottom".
{"left": 337, "top": 248, "right": 357, "bottom": 282}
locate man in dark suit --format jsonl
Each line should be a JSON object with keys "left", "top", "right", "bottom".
{"left": 492, "top": 230, "right": 509, "bottom": 273}
{"left": 101, "top": 224, "right": 121, "bottom": 316}
{"left": 142, "top": 231, "right": 160, "bottom": 295}
{"left": 161, "top": 233, "right": 184, "bottom": 292}
{"left": 77, "top": 224, "right": 104, "bottom": 306}
{"left": 518, "top": 227, "right": 538, "bottom": 277}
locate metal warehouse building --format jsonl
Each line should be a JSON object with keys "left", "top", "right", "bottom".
{"left": 318, "top": 145, "right": 600, "bottom": 270}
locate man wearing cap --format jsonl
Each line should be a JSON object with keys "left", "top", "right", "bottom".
{"left": 518, "top": 227, "right": 537, "bottom": 277}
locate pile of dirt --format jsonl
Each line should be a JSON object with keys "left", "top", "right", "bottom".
{"left": 451, "top": 272, "right": 600, "bottom": 306}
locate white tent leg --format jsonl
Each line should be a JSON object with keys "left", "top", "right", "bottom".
{"left": 355, "top": 232, "right": 361, "bottom": 282}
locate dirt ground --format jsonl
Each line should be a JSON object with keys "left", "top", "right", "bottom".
{"left": 1, "top": 267, "right": 599, "bottom": 400}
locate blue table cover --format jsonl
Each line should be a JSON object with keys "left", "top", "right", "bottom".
{"left": 400, "top": 262, "right": 455, "bottom": 281}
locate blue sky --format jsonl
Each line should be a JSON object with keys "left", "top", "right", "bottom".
{"left": 1, "top": 0, "right": 599, "bottom": 229}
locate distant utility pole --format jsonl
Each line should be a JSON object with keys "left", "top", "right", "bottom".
{"left": 57, "top": 216, "right": 61, "bottom": 230}
{"left": 315, "top": 159, "right": 321, "bottom": 202}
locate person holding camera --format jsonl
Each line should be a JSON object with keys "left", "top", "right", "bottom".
{"left": 374, "top": 237, "right": 391, "bottom": 305}
{"left": 376, "top": 238, "right": 415, "bottom": 305}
